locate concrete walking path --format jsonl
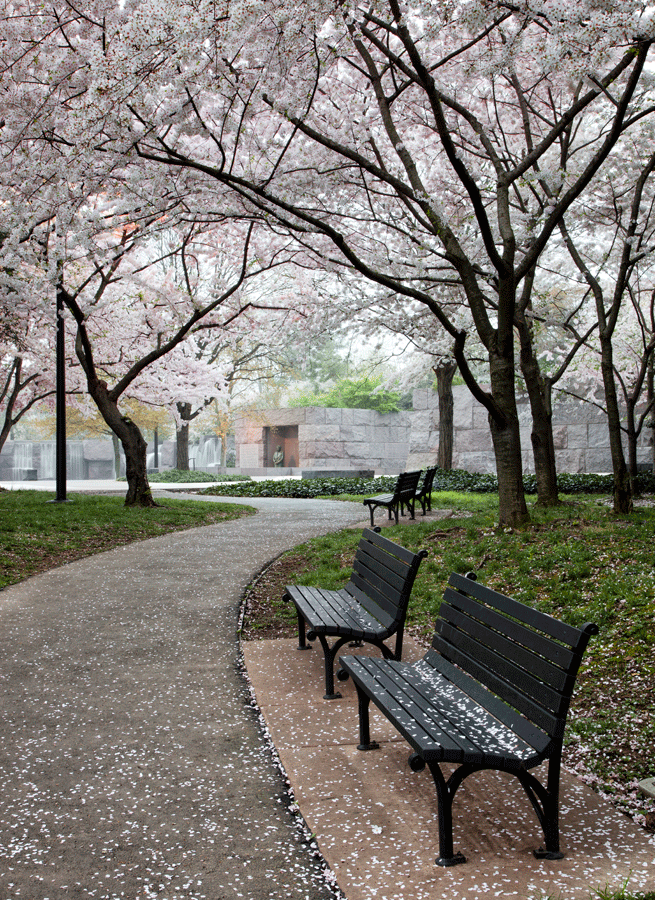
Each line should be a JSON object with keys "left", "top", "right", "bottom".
{"left": 0, "top": 492, "right": 363, "bottom": 900}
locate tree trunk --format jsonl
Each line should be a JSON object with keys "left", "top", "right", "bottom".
{"left": 599, "top": 336, "right": 632, "bottom": 513}
{"left": 625, "top": 397, "right": 640, "bottom": 496}
{"left": 516, "top": 315, "right": 560, "bottom": 506}
{"left": 88, "top": 380, "right": 156, "bottom": 507}
{"left": 111, "top": 432, "right": 121, "bottom": 479}
{"left": 487, "top": 344, "right": 530, "bottom": 528}
{"left": 176, "top": 402, "right": 191, "bottom": 470}
{"left": 435, "top": 360, "right": 456, "bottom": 470}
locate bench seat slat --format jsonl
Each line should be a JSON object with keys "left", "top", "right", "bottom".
{"left": 284, "top": 586, "right": 375, "bottom": 638}
{"left": 344, "top": 655, "right": 543, "bottom": 766}
{"left": 420, "top": 649, "right": 554, "bottom": 752}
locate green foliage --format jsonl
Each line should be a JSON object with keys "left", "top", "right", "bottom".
{"left": 0, "top": 490, "right": 255, "bottom": 589}
{"left": 147, "top": 469, "right": 251, "bottom": 484}
{"left": 290, "top": 374, "right": 403, "bottom": 413}
{"left": 201, "top": 475, "right": 399, "bottom": 498}
{"left": 200, "top": 469, "right": 655, "bottom": 499}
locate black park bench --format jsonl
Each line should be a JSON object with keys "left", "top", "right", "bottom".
{"left": 283, "top": 528, "right": 428, "bottom": 699}
{"left": 415, "top": 465, "right": 438, "bottom": 515}
{"left": 363, "top": 470, "right": 422, "bottom": 527}
{"left": 339, "top": 572, "right": 599, "bottom": 866}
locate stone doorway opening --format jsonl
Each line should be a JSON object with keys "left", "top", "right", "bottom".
{"left": 264, "top": 425, "right": 299, "bottom": 469}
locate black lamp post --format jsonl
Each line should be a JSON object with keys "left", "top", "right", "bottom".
{"left": 53, "top": 282, "right": 68, "bottom": 502}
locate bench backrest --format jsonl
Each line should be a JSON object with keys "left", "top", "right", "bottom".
{"left": 417, "top": 466, "right": 438, "bottom": 496}
{"left": 393, "top": 470, "right": 422, "bottom": 500}
{"left": 428, "top": 572, "right": 598, "bottom": 751}
{"left": 346, "top": 528, "right": 427, "bottom": 630}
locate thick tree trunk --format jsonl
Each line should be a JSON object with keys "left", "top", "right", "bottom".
{"left": 599, "top": 337, "right": 632, "bottom": 514}
{"left": 516, "top": 316, "right": 560, "bottom": 506}
{"left": 488, "top": 347, "right": 530, "bottom": 528}
{"left": 435, "top": 361, "right": 456, "bottom": 470}
{"left": 176, "top": 402, "right": 191, "bottom": 470}
{"left": 88, "top": 381, "right": 156, "bottom": 507}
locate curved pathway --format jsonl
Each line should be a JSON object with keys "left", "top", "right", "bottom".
{"left": 0, "top": 495, "right": 363, "bottom": 900}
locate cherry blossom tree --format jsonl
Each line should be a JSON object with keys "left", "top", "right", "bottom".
{"left": 3, "top": 0, "right": 655, "bottom": 522}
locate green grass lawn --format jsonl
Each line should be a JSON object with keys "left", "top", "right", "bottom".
{"left": 241, "top": 491, "right": 655, "bottom": 836}
{"left": 0, "top": 489, "right": 255, "bottom": 589}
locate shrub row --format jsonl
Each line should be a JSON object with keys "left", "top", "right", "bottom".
{"left": 199, "top": 468, "right": 655, "bottom": 499}
{"left": 146, "top": 469, "right": 252, "bottom": 484}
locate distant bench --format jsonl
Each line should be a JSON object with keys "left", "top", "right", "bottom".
{"left": 283, "top": 528, "right": 427, "bottom": 699}
{"left": 340, "top": 572, "right": 598, "bottom": 866}
{"left": 363, "top": 470, "right": 422, "bottom": 527}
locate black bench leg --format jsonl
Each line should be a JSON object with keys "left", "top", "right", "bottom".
{"left": 316, "top": 635, "right": 342, "bottom": 700}
{"left": 518, "top": 763, "right": 564, "bottom": 860}
{"left": 367, "top": 504, "right": 376, "bottom": 527}
{"left": 295, "top": 610, "right": 312, "bottom": 651}
{"left": 427, "top": 763, "right": 467, "bottom": 867}
{"left": 354, "top": 686, "right": 379, "bottom": 751}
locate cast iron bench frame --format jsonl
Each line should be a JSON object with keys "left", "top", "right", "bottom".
{"left": 363, "top": 470, "right": 422, "bottom": 527}
{"left": 283, "top": 527, "right": 427, "bottom": 699}
{"left": 415, "top": 465, "right": 438, "bottom": 515}
{"left": 339, "top": 572, "right": 598, "bottom": 866}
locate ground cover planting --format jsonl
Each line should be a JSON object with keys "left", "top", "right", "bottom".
{"left": 0, "top": 489, "right": 255, "bottom": 589}
{"left": 241, "top": 492, "right": 655, "bottom": 834}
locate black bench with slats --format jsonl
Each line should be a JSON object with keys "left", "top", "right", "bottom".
{"left": 339, "top": 572, "right": 598, "bottom": 866}
{"left": 283, "top": 528, "right": 427, "bottom": 699}
{"left": 415, "top": 465, "right": 438, "bottom": 515}
{"left": 363, "top": 470, "right": 422, "bottom": 526}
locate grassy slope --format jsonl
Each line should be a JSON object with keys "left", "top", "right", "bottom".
{"left": 0, "top": 489, "right": 255, "bottom": 589}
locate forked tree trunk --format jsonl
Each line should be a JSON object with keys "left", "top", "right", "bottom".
{"left": 435, "top": 360, "right": 456, "bottom": 470}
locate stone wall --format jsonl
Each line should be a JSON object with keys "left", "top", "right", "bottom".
{"left": 407, "top": 385, "right": 653, "bottom": 474}
{"left": 234, "top": 407, "right": 412, "bottom": 474}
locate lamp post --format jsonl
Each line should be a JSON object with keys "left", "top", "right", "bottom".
{"left": 53, "top": 281, "right": 68, "bottom": 502}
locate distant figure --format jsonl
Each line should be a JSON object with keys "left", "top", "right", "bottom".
{"left": 273, "top": 445, "right": 284, "bottom": 467}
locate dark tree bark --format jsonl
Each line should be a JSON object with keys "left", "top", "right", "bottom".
{"left": 435, "top": 360, "right": 456, "bottom": 470}
{"left": 176, "top": 403, "right": 191, "bottom": 470}
{"left": 87, "top": 377, "right": 156, "bottom": 507}
{"left": 516, "top": 311, "right": 560, "bottom": 506}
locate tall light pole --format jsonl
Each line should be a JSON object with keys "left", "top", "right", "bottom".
{"left": 54, "top": 280, "right": 68, "bottom": 502}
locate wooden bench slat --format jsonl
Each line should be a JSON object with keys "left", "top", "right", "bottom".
{"left": 348, "top": 576, "right": 402, "bottom": 631}
{"left": 352, "top": 656, "right": 540, "bottom": 766}
{"left": 441, "top": 587, "right": 578, "bottom": 671}
{"left": 434, "top": 617, "right": 569, "bottom": 712}
{"left": 420, "top": 650, "right": 553, "bottom": 754}
{"left": 363, "top": 528, "right": 421, "bottom": 565}
{"left": 448, "top": 572, "right": 584, "bottom": 648}
{"left": 437, "top": 601, "right": 571, "bottom": 693}
{"left": 430, "top": 635, "right": 564, "bottom": 734}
